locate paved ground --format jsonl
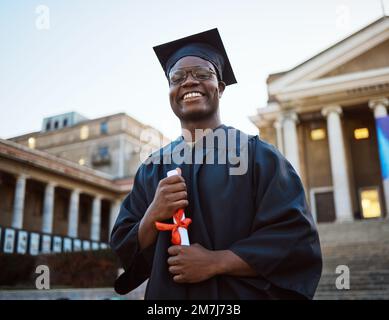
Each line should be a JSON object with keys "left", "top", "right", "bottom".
{"left": 0, "top": 282, "right": 147, "bottom": 300}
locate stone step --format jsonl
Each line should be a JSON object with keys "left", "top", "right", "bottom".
{"left": 322, "top": 262, "right": 389, "bottom": 268}
{"left": 314, "top": 292, "right": 389, "bottom": 300}
{"left": 317, "top": 219, "right": 389, "bottom": 245}
{"left": 322, "top": 252, "right": 389, "bottom": 256}
{"left": 321, "top": 247, "right": 389, "bottom": 254}
{"left": 318, "top": 278, "right": 389, "bottom": 285}
{"left": 318, "top": 274, "right": 389, "bottom": 281}
{"left": 322, "top": 270, "right": 389, "bottom": 275}
{"left": 315, "top": 220, "right": 389, "bottom": 299}
{"left": 321, "top": 252, "right": 389, "bottom": 257}
{"left": 317, "top": 283, "right": 389, "bottom": 291}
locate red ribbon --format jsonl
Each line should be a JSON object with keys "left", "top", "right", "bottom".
{"left": 155, "top": 209, "right": 192, "bottom": 245}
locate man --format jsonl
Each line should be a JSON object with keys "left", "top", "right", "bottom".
{"left": 110, "top": 29, "right": 322, "bottom": 299}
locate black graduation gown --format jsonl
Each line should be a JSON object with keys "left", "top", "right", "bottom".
{"left": 110, "top": 125, "right": 322, "bottom": 299}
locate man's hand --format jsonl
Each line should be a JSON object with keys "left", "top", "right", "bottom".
{"left": 138, "top": 168, "right": 187, "bottom": 250}
{"left": 147, "top": 168, "right": 188, "bottom": 223}
{"left": 167, "top": 243, "right": 220, "bottom": 283}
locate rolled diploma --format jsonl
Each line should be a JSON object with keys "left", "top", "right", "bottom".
{"left": 167, "top": 169, "right": 190, "bottom": 246}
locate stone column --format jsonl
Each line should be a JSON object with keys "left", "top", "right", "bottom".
{"left": 282, "top": 112, "right": 301, "bottom": 174}
{"left": 322, "top": 105, "right": 353, "bottom": 222}
{"left": 91, "top": 195, "right": 102, "bottom": 242}
{"left": 12, "top": 174, "right": 27, "bottom": 229}
{"left": 109, "top": 200, "right": 121, "bottom": 240}
{"left": 67, "top": 189, "right": 80, "bottom": 238}
{"left": 369, "top": 97, "right": 389, "bottom": 217}
{"left": 369, "top": 97, "right": 388, "bottom": 118}
{"left": 273, "top": 119, "right": 284, "bottom": 154}
{"left": 118, "top": 135, "right": 125, "bottom": 178}
{"left": 42, "top": 182, "right": 56, "bottom": 234}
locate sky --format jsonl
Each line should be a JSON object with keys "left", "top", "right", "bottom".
{"left": 0, "top": 0, "right": 387, "bottom": 140}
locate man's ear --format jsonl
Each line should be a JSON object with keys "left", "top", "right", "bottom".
{"left": 218, "top": 81, "right": 226, "bottom": 98}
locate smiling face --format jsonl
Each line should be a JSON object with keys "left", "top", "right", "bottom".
{"left": 169, "top": 56, "right": 225, "bottom": 122}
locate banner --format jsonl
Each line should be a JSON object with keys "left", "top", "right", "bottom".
{"left": 92, "top": 242, "right": 100, "bottom": 250}
{"left": 53, "top": 236, "right": 62, "bottom": 253}
{"left": 17, "top": 230, "right": 28, "bottom": 254}
{"left": 41, "top": 235, "right": 52, "bottom": 253}
{"left": 30, "top": 233, "right": 40, "bottom": 255}
{"left": 3, "top": 229, "right": 15, "bottom": 253}
{"left": 82, "top": 240, "right": 91, "bottom": 251}
{"left": 73, "top": 239, "right": 82, "bottom": 252}
{"left": 63, "top": 238, "right": 72, "bottom": 252}
{"left": 0, "top": 226, "right": 107, "bottom": 255}
{"left": 376, "top": 116, "right": 389, "bottom": 180}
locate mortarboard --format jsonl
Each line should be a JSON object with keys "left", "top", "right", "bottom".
{"left": 153, "top": 28, "right": 237, "bottom": 86}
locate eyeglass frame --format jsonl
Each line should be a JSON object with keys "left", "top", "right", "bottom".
{"left": 168, "top": 66, "right": 218, "bottom": 86}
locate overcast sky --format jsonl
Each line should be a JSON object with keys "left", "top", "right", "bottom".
{"left": 0, "top": 0, "right": 387, "bottom": 140}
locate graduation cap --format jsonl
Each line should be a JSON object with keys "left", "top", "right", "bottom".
{"left": 153, "top": 28, "right": 237, "bottom": 86}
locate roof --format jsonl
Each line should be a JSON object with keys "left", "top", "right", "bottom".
{"left": 8, "top": 112, "right": 165, "bottom": 142}
{"left": 0, "top": 138, "right": 132, "bottom": 194}
{"left": 267, "top": 16, "right": 389, "bottom": 84}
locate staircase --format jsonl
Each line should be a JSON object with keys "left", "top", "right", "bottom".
{"left": 314, "top": 219, "right": 389, "bottom": 300}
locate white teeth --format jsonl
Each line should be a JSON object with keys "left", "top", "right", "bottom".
{"left": 183, "top": 92, "right": 202, "bottom": 100}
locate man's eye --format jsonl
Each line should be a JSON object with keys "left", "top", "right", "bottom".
{"left": 195, "top": 70, "right": 211, "bottom": 80}
{"left": 170, "top": 71, "right": 185, "bottom": 83}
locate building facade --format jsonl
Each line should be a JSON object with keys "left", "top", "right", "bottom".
{"left": 1, "top": 111, "right": 169, "bottom": 255}
{"left": 250, "top": 17, "right": 389, "bottom": 223}
{"left": 0, "top": 138, "right": 133, "bottom": 254}
{"left": 9, "top": 112, "right": 168, "bottom": 179}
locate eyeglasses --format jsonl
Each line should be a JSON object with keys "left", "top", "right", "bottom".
{"left": 168, "top": 66, "right": 217, "bottom": 85}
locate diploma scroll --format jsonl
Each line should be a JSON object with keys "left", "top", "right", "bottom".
{"left": 155, "top": 169, "right": 191, "bottom": 246}
{"left": 167, "top": 169, "right": 190, "bottom": 246}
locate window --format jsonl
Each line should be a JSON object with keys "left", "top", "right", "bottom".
{"left": 99, "top": 146, "right": 109, "bottom": 157}
{"left": 100, "top": 121, "right": 108, "bottom": 134}
{"left": 63, "top": 118, "right": 68, "bottom": 127}
{"left": 28, "top": 137, "right": 36, "bottom": 149}
{"left": 92, "top": 146, "right": 110, "bottom": 166}
{"left": 310, "top": 128, "right": 326, "bottom": 141}
{"left": 360, "top": 187, "right": 382, "bottom": 219}
{"left": 46, "top": 121, "right": 51, "bottom": 131}
{"left": 54, "top": 121, "right": 59, "bottom": 129}
{"left": 80, "top": 125, "right": 89, "bottom": 140}
{"left": 354, "top": 128, "right": 369, "bottom": 140}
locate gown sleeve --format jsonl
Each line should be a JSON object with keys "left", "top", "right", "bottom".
{"left": 109, "top": 164, "right": 155, "bottom": 294}
{"left": 229, "top": 137, "right": 323, "bottom": 299}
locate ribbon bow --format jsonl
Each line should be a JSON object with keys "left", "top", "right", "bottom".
{"left": 155, "top": 209, "right": 192, "bottom": 245}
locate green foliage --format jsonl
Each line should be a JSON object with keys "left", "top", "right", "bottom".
{"left": 0, "top": 253, "right": 36, "bottom": 286}
{"left": 0, "top": 250, "right": 120, "bottom": 288}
